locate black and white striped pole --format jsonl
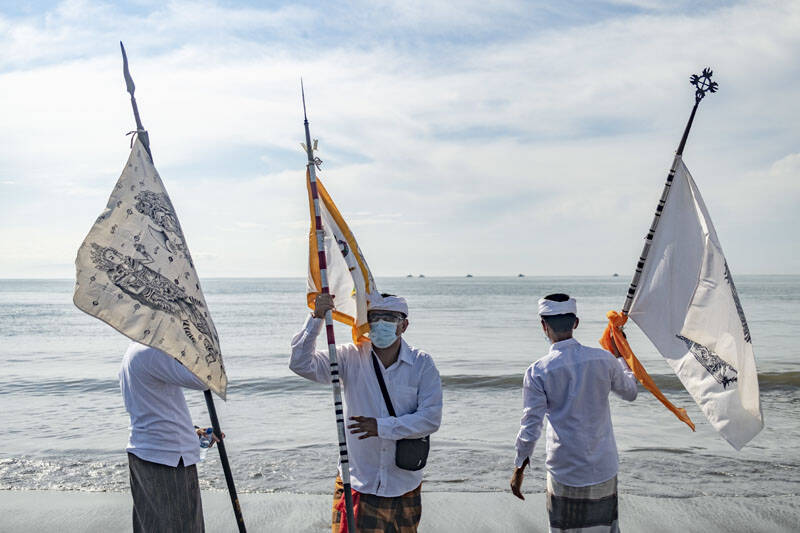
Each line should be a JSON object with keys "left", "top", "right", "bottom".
{"left": 302, "top": 81, "right": 357, "bottom": 532}
{"left": 622, "top": 68, "right": 718, "bottom": 315}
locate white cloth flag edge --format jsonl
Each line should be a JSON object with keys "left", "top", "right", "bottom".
{"left": 629, "top": 158, "right": 762, "bottom": 449}
{"left": 73, "top": 138, "right": 227, "bottom": 398}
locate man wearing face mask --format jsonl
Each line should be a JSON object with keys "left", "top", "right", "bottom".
{"left": 509, "top": 293, "right": 638, "bottom": 533}
{"left": 290, "top": 292, "right": 443, "bottom": 533}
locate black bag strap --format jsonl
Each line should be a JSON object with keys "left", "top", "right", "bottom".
{"left": 371, "top": 351, "right": 397, "bottom": 417}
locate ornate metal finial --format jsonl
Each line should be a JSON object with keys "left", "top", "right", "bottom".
{"left": 689, "top": 67, "right": 718, "bottom": 103}
{"left": 299, "top": 141, "right": 323, "bottom": 171}
{"left": 300, "top": 80, "right": 323, "bottom": 171}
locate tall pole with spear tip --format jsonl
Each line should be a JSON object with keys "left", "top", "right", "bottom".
{"left": 120, "top": 41, "right": 247, "bottom": 533}
{"left": 301, "top": 80, "right": 357, "bottom": 532}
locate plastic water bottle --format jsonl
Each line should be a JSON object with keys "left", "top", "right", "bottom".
{"left": 198, "top": 428, "right": 213, "bottom": 461}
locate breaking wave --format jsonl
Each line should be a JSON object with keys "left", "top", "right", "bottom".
{"left": 4, "top": 371, "right": 800, "bottom": 396}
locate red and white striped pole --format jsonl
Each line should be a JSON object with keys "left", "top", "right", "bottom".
{"left": 302, "top": 81, "right": 357, "bottom": 532}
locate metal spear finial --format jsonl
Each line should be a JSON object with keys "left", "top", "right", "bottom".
{"left": 301, "top": 77, "right": 308, "bottom": 123}
{"left": 121, "top": 41, "right": 135, "bottom": 97}
{"left": 300, "top": 80, "right": 322, "bottom": 171}
{"left": 120, "top": 41, "right": 151, "bottom": 159}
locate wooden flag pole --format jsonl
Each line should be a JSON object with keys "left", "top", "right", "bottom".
{"left": 301, "top": 81, "right": 357, "bottom": 532}
{"left": 120, "top": 42, "right": 246, "bottom": 533}
{"left": 622, "top": 68, "right": 718, "bottom": 315}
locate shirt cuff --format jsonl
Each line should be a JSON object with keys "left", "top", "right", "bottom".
{"left": 377, "top": 417, "right": 396, "bottom": 440}
{"left": 303, "top": 313, "right": 324, "bottom": 335}
{"left": 514, "top": 451, "right": 530, "bottom": 469}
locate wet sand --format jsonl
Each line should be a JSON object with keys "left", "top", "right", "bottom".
{"left": 1, "top": 489, "right": 797, "bottom": 532}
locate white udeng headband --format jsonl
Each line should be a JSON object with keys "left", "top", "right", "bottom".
{"left": 538, "top": 298, "right": 577, "bottom": 316}
{"left": 369, "top": 295, "right": 409, "bottom": 317}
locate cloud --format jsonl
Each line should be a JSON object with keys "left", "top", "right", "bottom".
{"left": 1, "top": 0, "right": 798, "bottom": 277}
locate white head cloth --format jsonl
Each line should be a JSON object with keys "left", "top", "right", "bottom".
{"left": 369, "top": 295, "right": 409, "bottom": 317}
{"left": 538, "top": 297, "right": 577, "bottom": 316}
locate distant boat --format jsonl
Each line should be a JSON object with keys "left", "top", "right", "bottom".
{"left": 466, "top": 274, "right": 473, "bottom": 278}
{"left": 406, "top": 274, "right": 413, "bottom": 278}
{"left": 613, "top": 273, "right": 620, "bottom": 277}
{"left": 418, "top": 274, "right": 425, "bottom": 278}
{"left": 518, "top": 273, "right": 525, "bottom": 278}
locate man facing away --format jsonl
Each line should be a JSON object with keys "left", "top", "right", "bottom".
{"left": 510, "top": 293, "right": 638, "bottom": 532}
{"left": 120, "top": 341, "right": 222, "bottom": 533}
{"left": 290, "top": 293, "right": 443, "bottom": 533}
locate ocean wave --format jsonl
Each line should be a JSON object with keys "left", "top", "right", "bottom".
{"left": 442, "top": 371, "right": 800, "bottom": 392}
{"left": 3, "top": 448, "right": 798, "bottom": 497}
{"left": 3, "top": 371, "right": 799, "bottom": 396}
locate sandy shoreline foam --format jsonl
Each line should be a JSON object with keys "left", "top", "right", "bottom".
{"left": 1, "top": 490, "right": 797, "bottom": 532}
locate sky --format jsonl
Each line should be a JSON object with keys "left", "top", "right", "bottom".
{"left": 1, "top": 0, "right": 798, "bottom": 278}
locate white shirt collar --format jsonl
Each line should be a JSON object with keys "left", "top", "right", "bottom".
{"left": 550, "top": 337, "right": 579, "bottom": 351}
{"left": 397, "top": 339, "right": 414, "bottom": 366}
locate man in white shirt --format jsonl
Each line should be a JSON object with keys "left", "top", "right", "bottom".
{"left": 510, "top": 293, "right": 638, "bottom": 533}
{"left": 290, "top": 293, "right": 442, "bottom": 533}
{"left": 120, "top": 341, "right": 221, "bottom": 533}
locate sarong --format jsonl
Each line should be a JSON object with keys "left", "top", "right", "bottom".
{"left": 332, "top": 475, "right": 422, "bottom": 533}
{"left": 546, "top": 473, "right": 619, "bottom": 533}
{"left": 128, "top": 452, "right": 204, "bottom": 533}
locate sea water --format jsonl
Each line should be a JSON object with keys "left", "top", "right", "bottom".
{"left": 1, "top": 277, "right": 798, "bottom": 498}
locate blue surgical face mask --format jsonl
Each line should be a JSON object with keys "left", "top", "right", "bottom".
{"left": 370, "top": 320, "right": 399, "bottom": 349}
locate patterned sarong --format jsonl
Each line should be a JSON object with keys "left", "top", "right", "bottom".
{"left": 546, "top": 473, "right": 619, "bottom": 533}
{"left": 332, "top": 475, "right": 422, "bottom": 533}
{"left": 128, "top": 452, "right": 204, "bottom": 533}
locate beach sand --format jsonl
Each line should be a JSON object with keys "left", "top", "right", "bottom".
{"left": 1, "top": 490, "right": 797, "bottom": 532}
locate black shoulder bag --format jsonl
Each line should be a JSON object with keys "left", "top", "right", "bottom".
{"left": 370, "top": 352, "right": 430, "bottom": 471}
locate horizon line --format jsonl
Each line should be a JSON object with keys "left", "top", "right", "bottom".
{"left": 1, "top": 273, "right": 798, "bottom": 281}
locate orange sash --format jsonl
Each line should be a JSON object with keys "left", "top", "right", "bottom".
{"left": 599, "top": 310, "right": 695, "bottom": 431}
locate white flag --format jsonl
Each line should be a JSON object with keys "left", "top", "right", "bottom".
{"left": 629, "top": 157, "right": 762, "bottom": 449}
{"left": 74, "top": 138, "right": 227, "bottom": 398}
{"left": 306, "top": 170, "right": 379, "bottom": 343}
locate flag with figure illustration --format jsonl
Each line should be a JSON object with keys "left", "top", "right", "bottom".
{"left": 74, "top": 136, "right": 227, "bottom": 398}
{"left": 626, "top": 157, "right": 762, "bottom": 449}
{"left": 306, "top": 169, "right": 379, "bottom": 343}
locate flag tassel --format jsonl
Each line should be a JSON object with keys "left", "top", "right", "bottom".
{"left": 600, "top": 312, "right": 695, "bottom": 430}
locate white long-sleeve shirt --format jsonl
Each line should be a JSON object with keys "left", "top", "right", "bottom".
{"left": 515, "top": 337, "right": 638, "bottom": 487}
{"left": 119, "top": 342, "right": 208, "bottom": 467}
{"left": 290, "top": 315, "right": 443, "bottom": 497}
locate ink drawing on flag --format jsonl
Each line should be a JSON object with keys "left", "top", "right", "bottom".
{"left": 74, "top": 137, "right": 227, "bottom": 398}
{"left": 306, "top": 169, "right": 379, "bottom": 344}
{"left": 628, "top": 158, "right": 762, "bottom": 449}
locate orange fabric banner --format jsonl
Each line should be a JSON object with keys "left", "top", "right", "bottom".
{"left": 600, "top": 310, "right": 695, "bottom": 431}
